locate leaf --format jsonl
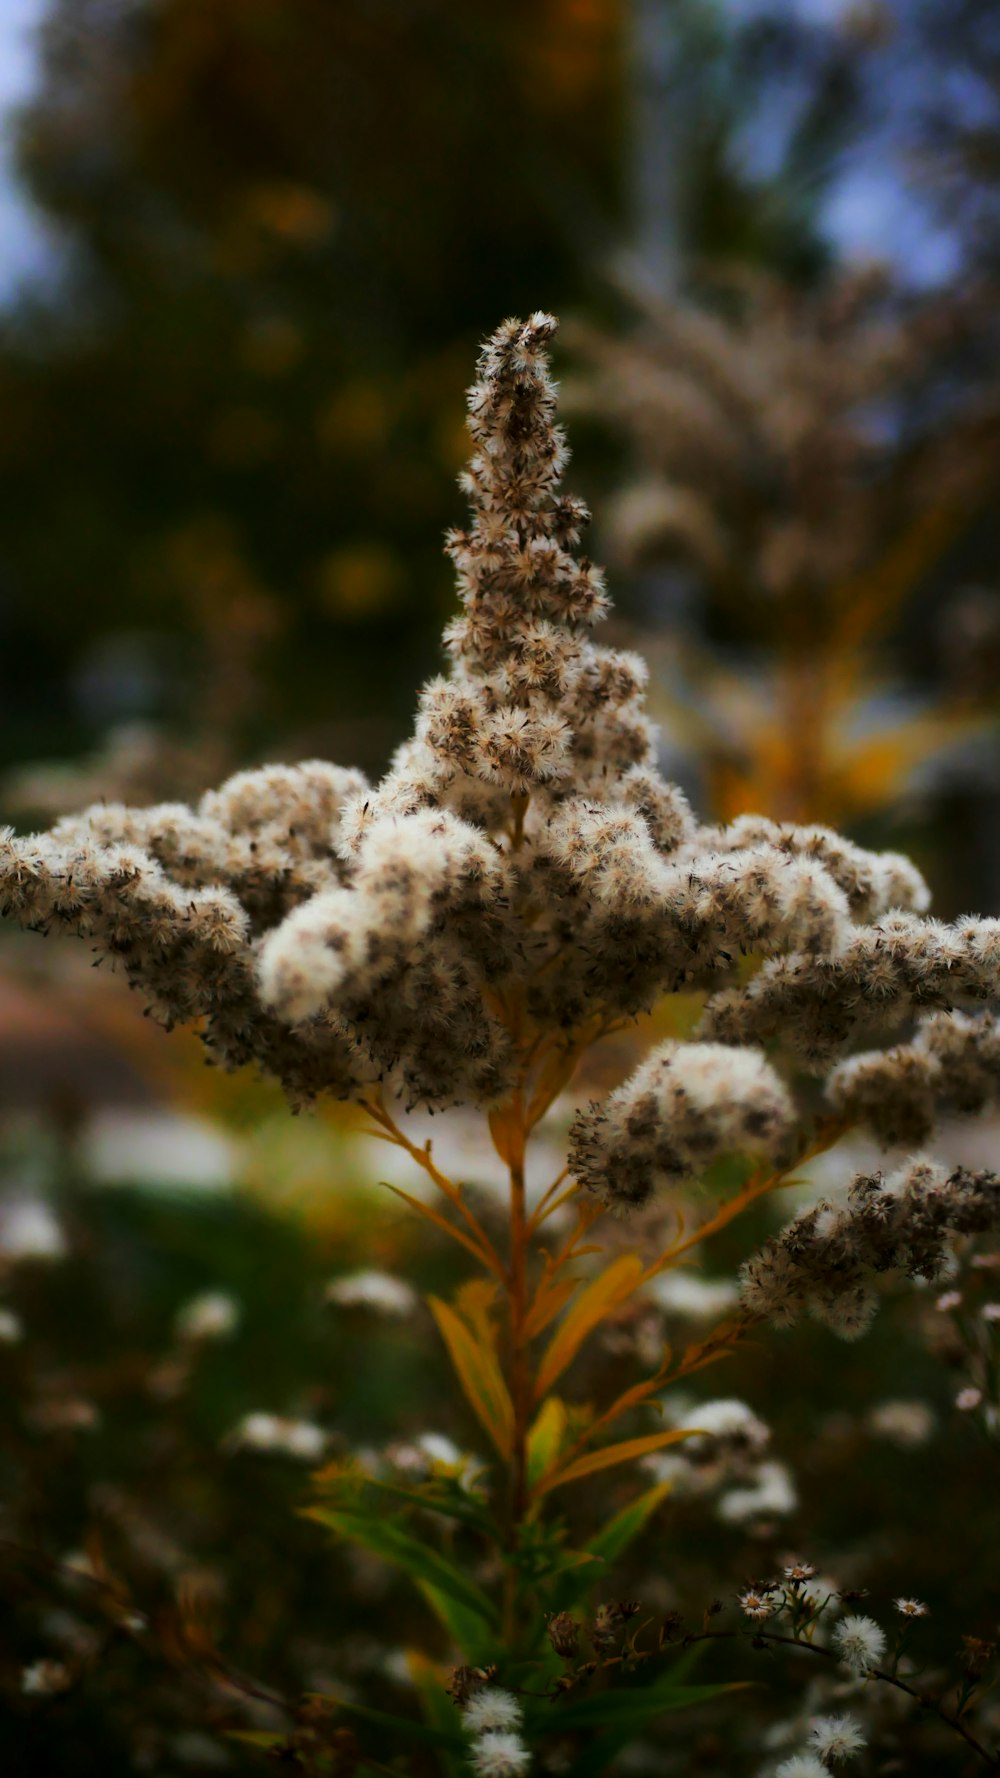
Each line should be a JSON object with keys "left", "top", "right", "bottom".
{"left": 526, "top": 1396, "right": 569, "bottom": 1488}
{"left": 488, "top": 1105, "right": 522, "bottom": 1168}
{"left": 523, "top": 1276, "right": 578, "bottom": 1342}
{"left": 584, "top": 1482, "right": 671, "bottom": 1571}
{"left": 417, "top": 1583, "right": 497, "bottom": 1665}
{"left": 454, "top": 1277, "right": 502, "bottom": 1348}
{"left": 535, "top": 1256, "right": 645, "bottom": 1399}
{"left": 546, "top": 1679, "right": 741, "bottom": 1734}
{"left": 381, "top": 1182, "right": 504, "bottom": 1277}
{"left": 534, "top": 1429, "right": 694, "bottom": 1496}
{"left": 226, "top": 1731, "right": 288, "bottom": 1750}
{"left": 408, "top": 1650, "right": 467, "bottom": 1778}
{"left": 526, "top": 1047, "right": 584, "bottom": 1125}
{"left": 552, "top": 1682, "right": 744, "bottom": 1777}
{"left": 322, "top": 1695, "right": 466, "bottom": 1752}
{"left": 303, "top": 1505, "right": 498, "bottom": 1627}
{"left": 429, "top": 1295, "right": 515, "bottom": 1460}
{"left": 564, "top": 1350, "right": 673, "bottom": 1453}
{"left": 310, "top": 1463, "right": 499, "bottom": 1539}
{"left": 521, "top": 1649, "right": 739, "bottom": 1778}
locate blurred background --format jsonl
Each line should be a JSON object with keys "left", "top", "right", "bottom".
{"left": 2, "top": 2, "right": 1000, "bottom": 1773}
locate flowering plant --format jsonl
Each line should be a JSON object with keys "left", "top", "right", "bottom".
{"left": 4, "top": 315, "right": 1000, "bottom": 1772}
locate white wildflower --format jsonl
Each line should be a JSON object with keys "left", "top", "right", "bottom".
{"left": 0, "top": 1198, "right": 66, "bottom": 1262}
{"left": 894, "top": 1597, "right": 928, "bottom": 1617}
{"left": 685, "top": 1398, "right": 770, "bottom": 1451}
{"left": 739, "top": 1587, "right": 775, "bottom": 1622}
{"left": 833, "top": 1614, "right": 886, "bottom": 1674}
{"left": 866, "top": 1399, "right": 936, "bottom": 1447}
{"left": 956, "top": 1387, "right": 983, "bottom": 1411}
{"left": 325, "top": 1270, "right": 418, "bottom": 1315}
{"left": 783, "top": 1560, "right": 816, "bottom": 1582}
{"left": 648, "top": 1271, "right": 739, "bottom": 1319}
{"left": 225, "top": 1413, "right": 327, "bottom": 1461}
{"left": 417, "top": 1432, "right": 464, "bottom": 1467}
{"left": 175, "top": 1290, "right": 240, "bottom": 1341}
{"left": 717, "top": 1460, "right": 797, "bottom": 1523}
{"left": 21, "top": 1659, "right": 71, "bottom": 1695}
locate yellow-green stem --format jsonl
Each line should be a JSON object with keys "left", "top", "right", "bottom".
{"left": 508, "top": 1142, "right": 530, "bottom": 1529}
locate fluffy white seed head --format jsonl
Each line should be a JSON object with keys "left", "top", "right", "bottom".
{"left": 808, "top": 1715, "right": 866, "bottom": 1763}
{"left": 775, "top": 1755, "right": 830, "bottom": 1778}
{"left": 471, "top": 1731, "right": 532, "bottom": 1778}
{"left": 833, "top": 1614, "right": 886, "bottom": 1674}
{"left": 462, "top": 1690, "right": 524, "bottom": 1735}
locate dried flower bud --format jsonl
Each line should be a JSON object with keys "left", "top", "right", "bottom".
{"left": 446, "top": 1664, "right": 498, "bottom": 1706}
{"left": 546, "top": 1612, "right": 580, "bottom": 1660}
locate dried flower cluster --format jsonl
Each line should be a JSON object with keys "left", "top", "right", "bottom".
{"left": 828, "top": 1009, "right": 1000, "bottom": 1145}
{"left": 3, "top": 313, "right": 999, "bottom": 1225}
{"left": 569, "top": 1041, "right": 793, "bottom": 1211}
{"left": 740, "top": 1159, "right": 1000, "bottom": 1338}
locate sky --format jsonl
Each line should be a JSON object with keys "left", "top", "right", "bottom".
{"left": 0, "top": 0, "right": 54, "bottom": 301}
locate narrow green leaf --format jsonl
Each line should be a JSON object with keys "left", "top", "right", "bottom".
{"left": 417, "top": 1582, "right": 497, "bottom": 1664}
{"left": 409, "top": 1650, "right": 467, "bottom": 1778}
{"left": 314, "top": 1470, "right": 499, "bottom": 1539}
{"left": 303, "top": 1505, "right": 498, "bottom": 1627}
{"left": 526, "top": 1396, "right": 569, "bottom": 1488}
{"left": 552, "top": 1484, "right": 671, "bottom": 1610}
{"left": 547, "top": 1679, "right": 742, "bottom": 1733}
{"left": 586, "top": 1483, "right": 671, "bottom": 1569}
{"left": 541, "top": 1681, "right": 743, "bottom": 1778}
{"left": 321, "top": 1695, "right": 466, "bottom": 1752}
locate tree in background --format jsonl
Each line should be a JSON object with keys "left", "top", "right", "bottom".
{"left": 0, "top": 0, "right": 625, "bottom": 780}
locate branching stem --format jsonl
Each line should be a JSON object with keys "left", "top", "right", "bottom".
{"left": 684, "top": 1628, "right": 999, "bottom": 1768}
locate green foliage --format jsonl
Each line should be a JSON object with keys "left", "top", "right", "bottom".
{"left": 539, "top": 1680, "right": 740, "bottom": 1778}
{"left": 304, "top": 1505, "right": 499, "bottom": 1636}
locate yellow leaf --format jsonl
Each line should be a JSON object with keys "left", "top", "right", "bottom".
{"left": 526, "top": 1396, "right": 568, "bottom": 1487}
{"left": 380, "top": 1183, "right": 505, "bottom": 1279}
{"left": 535, "top": 1255, "right": 645, "bottom": 1399}
{"left": 522, "top": 1276, "right": 578, "bottom": 1342}
{"left": 488, "top": 1106, "right": 522, "bottom": 1168}
{"left": 526, "top": 1048, "right": 584, "bottom": 1126}
{"left": 454, "top": 1278, "right": 501, "bottom": 1350}
{"left": 429, "top": 1296, "right": 514, "bottom": 1460}
{"left": 534, "top": 1428, "right": 694, "bottom": 1496}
